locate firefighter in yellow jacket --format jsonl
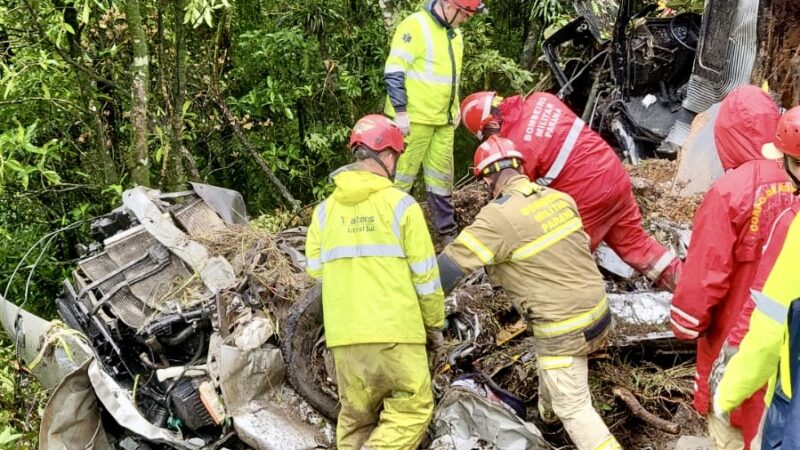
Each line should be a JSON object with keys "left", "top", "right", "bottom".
{"left": 384, "top": 0, "right": 483, "bottom": 244}
{"left": 437, "top": 136, "right": 621, "bottom": 450}
{"left": 305, "top": 114, "right": 445, "bottom": 450}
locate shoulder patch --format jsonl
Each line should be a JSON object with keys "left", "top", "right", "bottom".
{"left": 492, "top": 195, "right": 511, "bottom": 205}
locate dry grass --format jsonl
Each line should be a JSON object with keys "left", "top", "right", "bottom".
{"left": 198, "top": 225, "right": 311, "bottom": 302}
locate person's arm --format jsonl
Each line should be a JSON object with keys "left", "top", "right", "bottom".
{"left": 438, "top": 205, "right": 515, "bottom": 295}
{"left": 401, "top": 198, "right": 445, "bottom": 330}
{"left": 384, "top": 17, "right": 420, "bottom": 116}
{"left": 304, "top": 202, "right": 325, "bottom": 281}
{"left": 670, "top": 187, "right": 737, "bottom": 340}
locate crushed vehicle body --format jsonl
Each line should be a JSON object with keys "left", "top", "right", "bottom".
{"left": 37, "top": 184, "right": 331, "bottom": 449}
{"left": 544, "top": 0, "right": 759, "bottom": 162}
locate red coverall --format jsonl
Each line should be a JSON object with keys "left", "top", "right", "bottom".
{"left": 669, "top": 86, "right": 794, "bottom": 444}
{"left": 497, "top": 92, "right": 680, "bottom": 287}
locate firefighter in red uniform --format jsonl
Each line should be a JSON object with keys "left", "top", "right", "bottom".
{"left": 669, "top": 86, "right": 794, "bottom": 449}
{"left": 460, "top": 91, "right": 681, "bottom": 289}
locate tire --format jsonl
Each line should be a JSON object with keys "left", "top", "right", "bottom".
{"left": 281, "top": 284, "right": 340, "bottom": 420}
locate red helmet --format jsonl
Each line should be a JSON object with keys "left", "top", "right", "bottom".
{"left": 349, "top": 114, "right": 405, "bottom": 154}
{"left": 450, "top": 0, "right": 484, "bottom": 15}
{"left": 763, "top": 106, "right": 800, "bottom": 159}
{"left": 473, "top": 136, "right": 526, "bottom": 177}
{"left": 461, "top": 91, "right": 498, "bottom": 139}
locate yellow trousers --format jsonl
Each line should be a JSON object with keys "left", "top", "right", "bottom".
{"left": 332, "top": 343, "right": 434, "bottom": 450}
{"left": 394, "top": 123, "right": 454, "bottom": 196}
{"left": 537, "top": 355, "right": 621, "bottom": 450}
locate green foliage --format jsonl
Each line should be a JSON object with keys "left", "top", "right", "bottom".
{"left": 0, "top": 0, "right": 561, "bottom": 321}
{"left": 0, "top": 334, "right": 47, "bottom": 448}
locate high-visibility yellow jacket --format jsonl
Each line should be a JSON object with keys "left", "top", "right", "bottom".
{"left": 439, "top": 175, "right": 610, "bottom": 356}
{"left": 717, "top": 205, "right": 800, "bottom": 411}
{"left": 383, "top": 5, "right": 463, "bottom": 126}
{"left": 305, "top": 167, "right": 445, "bottom": 347}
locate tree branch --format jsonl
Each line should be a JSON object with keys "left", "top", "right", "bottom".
{"left": 210, "top": 92, "right": 300, "bottom": 209}
{"left": 0, "top": 97, "right": 86, "bottom": 113}
{"left": 20, "top": 0, "right": 120, "bottom": 91}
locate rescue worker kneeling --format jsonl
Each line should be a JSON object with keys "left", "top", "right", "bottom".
{"left": 438, "top": 135, "right": 621, "bottom": 450}
{"left": 305, "top": 114, "right": 445, "bottom": 450}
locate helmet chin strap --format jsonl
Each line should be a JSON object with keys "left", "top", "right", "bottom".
{"left": 437, "top": 0, "right": 460, "bottom": 27}
{"left": 785, "top": 155, "right": 800, "bottom": 193}
{"left": 368, "top": 152, "right": 396, "bottom": 182}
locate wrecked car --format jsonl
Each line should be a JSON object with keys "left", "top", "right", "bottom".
{"left": 545, "top": 0, "right": 759, "bottom": 162}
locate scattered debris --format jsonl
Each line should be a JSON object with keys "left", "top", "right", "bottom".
{"left": 613, "top": 386, "right": 681, "bottom": 435}
{"left": 672, "top": 104, "right": 724, "bottom": 197}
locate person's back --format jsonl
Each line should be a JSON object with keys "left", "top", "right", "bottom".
{"left": 310, "top": 169, "right": 434, "bottom": 346}
{"left": 497, "top": 92, "right": 629, "bottom": 233}
{"left": 461, "top": 90, "right": 680, "bottom": 289}
{"left": 669, "top": 86, "right": 791, "bottom": 447}
{"left": 444, "top": 174, "right": 607, "bottom": 353}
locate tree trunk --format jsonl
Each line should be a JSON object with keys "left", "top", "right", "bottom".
{"left": 58, "top": 0, "right": 119, "bottom": 185}
{"left": 125, "top": 0, "right": 151, "bottom": 187}
{"left": 519, "top": 8, "right": 544, "bottom": 71}
{"left": 751, "top": 0, "right": 800, "bottom": 107}
{"left": 377, "top": 0, "right": 394, "bottom": 34}
{"left": 162, "top": 0, "right": 188, "bottom": 189}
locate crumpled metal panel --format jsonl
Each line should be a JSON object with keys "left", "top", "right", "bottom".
{"left": 664, "top": 0, "right": 759, "bottom": 147}
{"left": 87, "top": 359, "right": 204, "bottom": 450}
{"left": 672, "top": 103, "right": 724, "bottom": 196}
{"left": 39, "top": 359, "right": 110, "bottom": 450}
{"left": 77, "top": 253, "right": 156, "bottom": 329}
{"left": 189, "top": 182, "right": 248, "bottom": 225}
{"left": 430, "top": 388, "right": 552, "bottom": 450}
{"left": 123, "top": 187, "right": 236, "bottom": 295}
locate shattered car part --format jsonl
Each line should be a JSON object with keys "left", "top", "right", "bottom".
{"left": 429, "top": 387, "right": 552, "bottom": 450}
{"left": 672, "top": 103, "right": 724, "bottom": 196}
{"left": 544, "top": 0, "right": 701, "bottom": 159}
{"left": 39, "top": 184, "right": 332, "bottom": 448}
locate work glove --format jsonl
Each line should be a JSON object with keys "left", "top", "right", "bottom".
{"left": 395, "top": 111, "right": 410, "bottom": 136}
{"left": 453, "top": 107, "right": 461, "bottom": 130}
{"left": 426, "top": 328, "right": 445, "bottom": 369}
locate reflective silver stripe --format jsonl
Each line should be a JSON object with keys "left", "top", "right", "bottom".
{"left": 317, "top": 200, "right": 328, "bottom": 231}
{"left": 426, "top": 185, "right": 452, "bottom": 196}
{"left": 536, "top": 118, "right": 583, "bottom": 186}
{"left": 395, "top": 173, "right": 416, "bottom": 185}
{"left": 406, "top": 70, "right": 452, "bottom": 84}
{"left": 647, "top": 250, "right": 676, "bottom": 280}
{"left": 415, "top": 278, "right": 442, "bottom": 296}
{"left": 307, "top": 258, "right": 321, "bottom": 271}
{"left": 752, "top": 289, "right": 788, "bottom": 324}
{"left": 670, "top": 317, "right": 699, "bottom": 339}
{"left": 423, "top": 167, "right": 452, "bottom": 183}
{"left": 389, "top": 49, "right": 415, "bottom": 65}
{"left": 322, "top": 244, "right": 405, "bottom": 262}
{"left": 411, "top": 13, "right": 435, "bottom": 74}
{"left": 670, "top": 305, "right": 700, "bottom": 327}
{"left": 392, "top": 195, "right": 416, "bottom": 240}
{"left": 409, "top": 255, "right": 436, "bottom": 275}
{"left": 481, "top": 93, "right": 493, "bottom": 123}
{"left": 384, "top": 64, "right": 408, "bottom": 74}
